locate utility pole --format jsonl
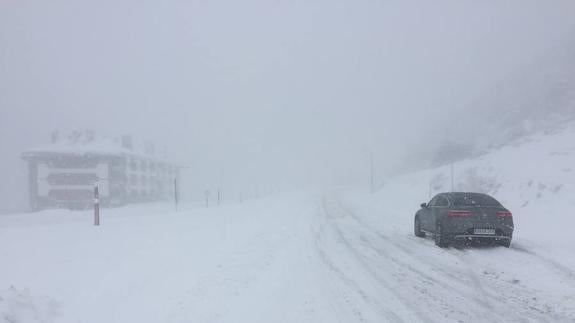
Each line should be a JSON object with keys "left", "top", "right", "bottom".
{"left": 369, "top": 150, "right": 375, "bottom": 193}
{"left": 174, "top": 178, "right": 178, "bottom": 212}
{"left": 451, "top": 160, "right": 455, "bottom": 192}
{"left": 94, "top": 183, "right": 100, "bottom": 226}
{"left": 204, "top": 190, "right": 210, "bottom": 208}
{"left": 217, "top": 188, "right": 221, "bottom": 206}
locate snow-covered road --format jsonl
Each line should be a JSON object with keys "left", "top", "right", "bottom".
{"left": 319, "top": 193, "right": 575, "bottom": 322}
{"left": 1, "top": 190, "right": 574, "bottom": 323}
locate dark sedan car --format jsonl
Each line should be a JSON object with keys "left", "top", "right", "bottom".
{"left": 414, "top": 192, "right": 514, "bottom": 248}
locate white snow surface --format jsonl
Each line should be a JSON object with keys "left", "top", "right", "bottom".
{"left": 2, "top": 123, "right": 575, "bottom": 322}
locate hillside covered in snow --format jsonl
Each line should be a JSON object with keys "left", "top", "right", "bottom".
{"left": 369, "top": 119, "right": 575, "bottom": 248}
{"left": 412, "top": 36, "right": 575, "bottom": 169}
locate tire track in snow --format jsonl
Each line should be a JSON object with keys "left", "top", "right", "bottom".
{"left": 333, "top": 195, "right": 575, "bottom": 322}
{"left": 324, "top": 198, "right": 498, "bottom": 322}
{"left": 318, "top": 198, "right": 438, "bottom": 323}
{"left": 312, "top": 203, "right": 404, "bottom": 323}
{"left": 338, "top": 202, "right": 507, "bottom": 312}
{"left": 334, "top": 200, "right": 480, "bottom": 285}
{"left": 511, "top": 244, "right": 575, "bottom": 286}
{"left": 355, "top": 234, "right": 507, "bottom": 320}
{"left": 328, "top": 196, "right": 563, "bottom": 323}
{"left": 313, "top": 229, "right": 371, "bottom": 323}
{"left": 333, "top": 199, "right": 497, "bottom": 298}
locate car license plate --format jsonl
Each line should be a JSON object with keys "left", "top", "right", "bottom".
{"left": 474, "top": 228, "right": 495, "bottom": 235}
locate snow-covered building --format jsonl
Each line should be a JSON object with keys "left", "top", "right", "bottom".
{"left": 21, "top": 131, "right": 180, "bottom": 210}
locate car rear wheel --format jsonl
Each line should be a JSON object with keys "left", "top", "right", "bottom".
{"left": 499, "top": 238, "right": 511, "bottom": 248}
{"left": 414, "top": 217, "right": 425, "bottom": 238}
{"left": 434, "top": 223, "right": 450, "bottom": 248}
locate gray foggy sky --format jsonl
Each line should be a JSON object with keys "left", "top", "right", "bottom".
{"left": 1, "top": 0, "right": 575, "bottom": 211}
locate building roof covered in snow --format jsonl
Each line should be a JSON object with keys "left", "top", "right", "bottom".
{"left": 22, "top": 131, "right": 171, "bottom": 162}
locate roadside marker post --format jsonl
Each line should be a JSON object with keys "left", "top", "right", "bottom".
{"left": 204, "top": 190, "right": 210, "bottom": 208}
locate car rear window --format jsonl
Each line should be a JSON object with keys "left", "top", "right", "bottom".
{"left": 451, "top": 194, "right": 501, "bottom": 207}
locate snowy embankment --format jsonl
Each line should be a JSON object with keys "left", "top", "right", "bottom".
{"left": 345, "top": 120, "right": 575, "bottom": 250}
{"left": 2, "top": 122, "right": 575, "bottom": 322}
{"left": 332, "top": 121, "right": 575, "bottom": 321}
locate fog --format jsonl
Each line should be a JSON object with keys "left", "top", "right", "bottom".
{"left": 1, "top": 0, "right": 575, "bottom": 213}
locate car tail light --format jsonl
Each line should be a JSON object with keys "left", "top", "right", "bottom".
{"left": 448, "top": 210, "right": 472, "bottom": 218}
{"left": 497, "top": 211, "right": 513, "bottom": 218}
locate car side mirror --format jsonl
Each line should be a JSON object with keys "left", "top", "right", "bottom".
{"left": 420, "top": 203, "right": 427, "bottom": 208}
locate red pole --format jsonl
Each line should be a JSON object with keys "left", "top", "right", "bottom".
{"left": 94, "top": 183, "right": 100, "bottom": 226}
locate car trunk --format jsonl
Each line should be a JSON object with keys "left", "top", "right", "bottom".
{"left": 448, "top": 206, "right": 513, "bottom": 234}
